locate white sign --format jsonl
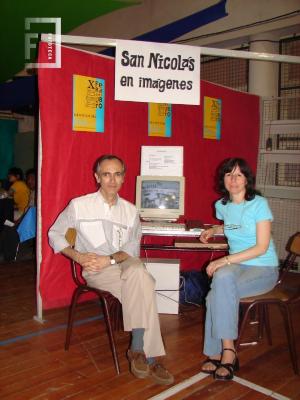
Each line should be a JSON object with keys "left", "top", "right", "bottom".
{"left": 141, "top": 146, "right": 183, "bottom": 176}
{"left": 115, "top": 39, "right": 200, "bottom": 105}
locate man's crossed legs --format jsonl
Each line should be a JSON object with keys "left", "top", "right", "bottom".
{"left": 84, "top": 256, "right": 174, "bottom": 385}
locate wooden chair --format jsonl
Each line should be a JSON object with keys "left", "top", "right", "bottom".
{"left": 65, "top": 228, "right": 123, "bottom": 374}
{"left": 236, "top": 232, "right": 300, "bottom": 374}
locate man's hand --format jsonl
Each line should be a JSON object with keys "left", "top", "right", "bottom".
{"left": 75, "top": 252, "right": 110, "bottom": 272}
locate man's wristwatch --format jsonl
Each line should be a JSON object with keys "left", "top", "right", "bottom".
{"left": 109, "top": 255, "right": 116, "bottom": 265}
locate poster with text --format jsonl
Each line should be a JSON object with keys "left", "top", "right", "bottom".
{"left": 148, "top": 103, "right": 172, "bottom": 137}
{"left": 203, "top": 96, "right": 221, "bottom": 140}
{"left": 73, "top": 75, "right": 105, "bottom": 132}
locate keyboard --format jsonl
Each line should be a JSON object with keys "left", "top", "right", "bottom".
{"left": 141, "top": 221, "right": 186, "bottom": 231}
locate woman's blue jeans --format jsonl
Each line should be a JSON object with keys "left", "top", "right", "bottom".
{"left": 203, "top": 264, "right": 278, "bottom": 356}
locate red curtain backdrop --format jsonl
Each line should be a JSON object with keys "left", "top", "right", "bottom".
{"left": 38, "top": 43, "right": 260, "bottom": 309}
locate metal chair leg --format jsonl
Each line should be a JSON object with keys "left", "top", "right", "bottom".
{"left": 65, "top": 287, "right": 85, "bottom": 350}
{"left": 279, "top": 303, "right": 299, "bottom": 374}
{"left": 263, "top": 304, "right": 272, "bottom": 345}
{"left": 237, "top": 302, "right": 258, "bottom": 349}
{"left": 101, "top": 296, "right": 121, "bottom": 374}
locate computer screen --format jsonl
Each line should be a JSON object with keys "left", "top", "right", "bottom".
{"left": 136, "top": 176, "right": 185, "bottom": 221}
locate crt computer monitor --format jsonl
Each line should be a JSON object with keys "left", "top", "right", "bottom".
{"left": 135, "top": 176, "right": 185, "bottom": 221}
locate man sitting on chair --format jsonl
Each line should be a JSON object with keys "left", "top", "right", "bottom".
{"left": 48, "top": 154, "right": 174, "bottom": 386}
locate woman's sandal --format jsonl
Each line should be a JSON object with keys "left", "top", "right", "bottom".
{"left": 201, "top": 358, "right": 221, "bottom": 375}
{"left": 214, "top": 348, "right": 239, "bottom": 381}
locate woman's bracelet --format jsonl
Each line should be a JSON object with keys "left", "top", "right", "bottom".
{"left": 225, "top": 256, "right": 231, "bottom": 265}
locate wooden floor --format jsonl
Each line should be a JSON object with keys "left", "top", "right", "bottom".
{"left": 1, "top": 259, "right": 300, "bottom": 400}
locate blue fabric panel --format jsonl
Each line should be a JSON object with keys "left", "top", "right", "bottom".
{"left": 17, "top": 206, "right": 36, "bottom": 242}
{"left": 0, "top": 76, "right": 37, "bottom": 110}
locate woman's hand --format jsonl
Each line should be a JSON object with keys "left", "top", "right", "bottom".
{"left": 200, "top": 225, "right": 224, "bottom": 243}
{"left": 206, "top": 257, "right": 227, "bottom": 277}
{"left": 200, "top": 228, "right": 214, "bottom": 243}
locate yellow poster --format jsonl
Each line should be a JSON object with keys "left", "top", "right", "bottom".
{"left": 203, "top": 96, "right": 222, "bottom": 140}
{"left": 73, "top": 75, "right": 105, "bottom": 132}
{"left": 148, "top": 103, "right": 172, "bottom": 137}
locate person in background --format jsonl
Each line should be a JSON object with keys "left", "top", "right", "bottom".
{"left": 7, "top": 167, "right": 30, "bottom": 221}
{"left": 48, "top": 154, "right": 174, "bottom": 386}
{"left": 0, "top": 168, "right": 34, "bottom": 262}
{"left": 199, "top": 157, "right": 278, "bottom": 381}
{"left": 25, "top": 168, "right": 36, "bottom": 207}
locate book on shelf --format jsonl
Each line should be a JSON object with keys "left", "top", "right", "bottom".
{"left": 174, "top": 237, "right": 228, "bottom": 249}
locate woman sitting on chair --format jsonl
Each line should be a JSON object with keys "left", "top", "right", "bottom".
{"left": 200, "top": 158, "right": 279, "bottom": 381}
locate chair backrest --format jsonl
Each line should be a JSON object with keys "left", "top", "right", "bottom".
{"left": 65, "top": 228, "right": 86, "bottom": 287}
{"left": 289, "top": 232, "right": 300, "bottom": 256}
{"left": 65, "top": 228, "right": 76, "bottom": 247}
{"left": 278, "top": 232, "right": 300, "bottom": 285}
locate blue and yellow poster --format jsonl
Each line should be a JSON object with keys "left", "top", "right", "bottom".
{"left": 73, "top": 75, "right": 105, "bottom": 132}
{"left": 203, "top": 96, "right": 222, "bottom": 140}
{"left": 148, "top": 103, "right": 172, "bottom": 137}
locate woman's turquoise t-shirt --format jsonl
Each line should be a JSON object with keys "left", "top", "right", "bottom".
{"left": 215, "top": 195, "right": 278, "bottom": 267}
